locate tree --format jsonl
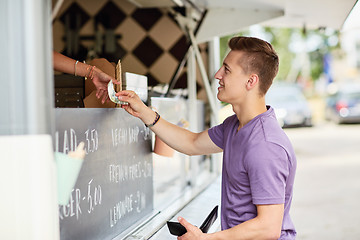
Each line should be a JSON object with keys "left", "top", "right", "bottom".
{"left": 219, "top": 26, "right": 342, "bottom": 83}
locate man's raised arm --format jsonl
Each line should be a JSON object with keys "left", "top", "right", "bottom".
{"left": 116, "top": 90, "right": 222, "bottom": 156}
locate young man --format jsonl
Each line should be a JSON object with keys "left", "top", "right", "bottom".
{"left": 116, "top": 36, "right": 297, "bottom": 240}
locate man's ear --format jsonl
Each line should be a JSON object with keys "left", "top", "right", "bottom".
{"left": 246, "top": 74, "right": 259, "bottom": 90}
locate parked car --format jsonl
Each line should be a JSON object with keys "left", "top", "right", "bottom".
{"left": 266, "top": 83, "right": 312, "bottom": 127}
{"left": 325, "top": 83, "right": 360, "bottom": 124}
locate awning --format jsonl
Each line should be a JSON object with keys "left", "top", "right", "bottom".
{"left": 128, "top": 0, "right": 357, "bottom": 42}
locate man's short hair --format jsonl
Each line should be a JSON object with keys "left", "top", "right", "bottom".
{"left": 228, "top": 36, "right": 279, "bottom": 96}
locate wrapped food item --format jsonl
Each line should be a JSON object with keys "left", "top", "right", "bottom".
{"left": 55, "top": 142, "right": 85, "bottom": 205}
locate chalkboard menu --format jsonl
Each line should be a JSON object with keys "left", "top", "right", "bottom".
{"left": 54, "top": 108, "right": 153, "bottom": 240}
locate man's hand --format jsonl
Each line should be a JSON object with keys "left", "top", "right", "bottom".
{"left": 115, "top": 90, "right": 156, "bottom": 125}
{"left": 177, "top": 217, "right": 206, "bottom": 240}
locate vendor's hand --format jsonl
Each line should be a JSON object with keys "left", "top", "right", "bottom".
{"left": 177, "top": 217, "right": 206, "bottom": 240}
{"left": 116, "top": 90, "right": 148, "bottom": 118}
{"left": 92, "top": 67, "right": 120, "bottom": 104}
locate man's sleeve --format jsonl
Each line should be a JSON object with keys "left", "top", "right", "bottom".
{"left": 245, "top": 142, "right": 290, "bottom": 205}
{"left": 208, "top": 122, "right": 225, "bottom": 149}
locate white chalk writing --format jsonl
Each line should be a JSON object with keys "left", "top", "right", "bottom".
{"left": 109, "top": 159, "right": 152, "bottom": 183}
{"left": 85, "top": 129, "right": 98, "bottom": 154}
{"left": 111, "top": 126, "right": 140, "bottom": 147}
{"left": 59, "top": 179, "right": 102, "bottom": 220}
{"left": 109, "top": 191, "right": 147, "bottom": 228}
{"left": 55, "top": 128, "right": 99, "bottom": 155}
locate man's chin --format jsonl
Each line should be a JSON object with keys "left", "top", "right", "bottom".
{"left": 217, "top": 92, "right": 224, "bottom": 102}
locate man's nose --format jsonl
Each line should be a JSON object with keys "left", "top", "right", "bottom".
{"left": 214, "top": 68, "right": 222, "bottom": 79}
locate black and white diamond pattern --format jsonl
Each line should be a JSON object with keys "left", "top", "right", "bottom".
{"left": 53, "top": 0, "right": 208, "bottom": 90}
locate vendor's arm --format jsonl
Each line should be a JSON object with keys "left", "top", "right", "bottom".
{"left": 53, "top": 51, "right": 119, "bottom": 103}
{"left": 116, "top": 90, "right": 222, "bottom": 156}
{"left": 178, "top": 204, "right": 284, "bottom": 240}
{"left": 53, "top": 51, "right": 91, "bottom": 77}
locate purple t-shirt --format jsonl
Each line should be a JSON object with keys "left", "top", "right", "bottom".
{"left": 208, "top": 106, "right": 296, "bottom": 239}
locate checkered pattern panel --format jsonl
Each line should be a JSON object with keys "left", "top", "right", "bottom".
{"left": 52, "top": 0, "right": 207, "bottom": 89}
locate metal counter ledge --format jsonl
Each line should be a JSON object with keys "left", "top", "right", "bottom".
{"left": 120, "top": 174, "right": 221, "bottom": 239}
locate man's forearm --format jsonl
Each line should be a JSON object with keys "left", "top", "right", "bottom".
{"left": 118, "top": 91, "right": 219, "bottom": 156}
{"left": 205, "top": 204, "right": 284, "bottom": 240}
{"left": 141, "top": 108, "right": 201, "bottom": 156}
{"left": 206, "top": 217, "right": 281, "bottom": 240}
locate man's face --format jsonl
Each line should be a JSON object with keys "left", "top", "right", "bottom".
{"left": 214, "top": 50, "right": 249, "bottom": 104}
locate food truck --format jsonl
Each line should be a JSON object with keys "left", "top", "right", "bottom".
{"left": 0, "top": 0, "right": 356, "bottom": 239}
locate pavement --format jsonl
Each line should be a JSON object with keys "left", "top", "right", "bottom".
{"left": 285, "top": 123, "right": 360, "bottom": 240}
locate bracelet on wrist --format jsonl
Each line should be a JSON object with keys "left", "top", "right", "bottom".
{"left": 145, "top": 111, "right": 160, "bottom": 128}
{"left": 85, "top": 65, "right": 90, "bottom": 80}
{"left": 74, "top": 60, "right": 79, "bottom": 76}
{"left": 88, "top": 65, "right": 96, "bottom": 80}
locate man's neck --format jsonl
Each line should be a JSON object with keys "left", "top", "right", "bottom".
{"left": 232, "top": 97, "right": 267, "bottom": 130}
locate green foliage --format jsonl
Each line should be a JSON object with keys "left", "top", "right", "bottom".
{"left": 219, "top": 29, "right": 250, "bottom": 62}
{"left": 219, "top": 26, "right": 341, "bottom": 82}
{"left": 263, "top": 27, "right": 295, "bottom": 80}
